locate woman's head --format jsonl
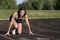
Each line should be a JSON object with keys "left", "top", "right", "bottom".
{"left": 20, "top": 7, "right": 25, "bottom": 11}
{"left": 17, "top": 7, "right": 26, "bottom": 18}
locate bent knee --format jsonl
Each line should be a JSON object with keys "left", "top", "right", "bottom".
{"left": 18, "top": 31, "right": 22, "bottom": 34}
{"left": 13, "top": 25, "right": 18, "bottom": 29}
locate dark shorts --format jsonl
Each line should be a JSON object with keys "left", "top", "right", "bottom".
{"left": 15, "top": 19, "right": 22, "bottom": 23}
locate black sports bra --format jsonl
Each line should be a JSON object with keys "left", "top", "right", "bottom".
{"left": 9, "top": 12, "right": 26, "bottom": 21}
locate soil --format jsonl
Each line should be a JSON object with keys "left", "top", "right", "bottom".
{"left": 0, "top": 18, "right": 60, "bottom": 40}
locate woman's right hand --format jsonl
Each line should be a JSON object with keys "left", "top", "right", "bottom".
{"left": 5, "top": 32, "right": 10, "bottom": 36}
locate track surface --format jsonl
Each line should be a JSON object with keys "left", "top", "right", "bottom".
{"left": 0, "top": 18, "right": 60, "bottom": 40}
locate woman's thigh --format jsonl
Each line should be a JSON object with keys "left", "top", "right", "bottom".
{"left": 17, "top": 23, "right": 22, "bottom": 34}
{"left": 13, "top": 20, "right": 18, "bottom": 28}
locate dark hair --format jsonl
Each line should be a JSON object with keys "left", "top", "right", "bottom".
{"left": 17, "top": 7, "right": 26, "bottom": 18}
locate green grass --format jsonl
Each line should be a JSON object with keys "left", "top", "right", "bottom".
{"left": 0, "top": 10, "right": 60, "bottom": 19}
{"left": 27, "top": 10, "right": 60, "bottom": 19}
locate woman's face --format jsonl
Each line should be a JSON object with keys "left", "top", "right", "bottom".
{"left": 20, "top": 10, "right": 25, "bottom": 15}
{"left": 20, "top": 9, "right": 25, "bottom": 13}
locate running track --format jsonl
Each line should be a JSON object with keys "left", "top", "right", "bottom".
{"left": 0, "top": 18, "right": 60, "bottom": 40}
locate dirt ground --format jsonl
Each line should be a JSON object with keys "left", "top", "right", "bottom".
{"left": 0, "top": 18, "right": 60, "bottom": 40}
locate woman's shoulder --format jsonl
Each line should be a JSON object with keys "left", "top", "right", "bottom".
{"left": 13, "top": 10, "right": 17, "bottom": 15}
{"left": 24, "top": 14, "right": 28, "bottom": 18}
{"left": 13, "top": 10, "right": 17, "bottom": 13}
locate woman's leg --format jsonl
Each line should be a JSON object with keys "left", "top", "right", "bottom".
{"left": 13, "top": 20, "right": 18, "bottom": 28}
{"left": 18, "top": 23, "right": 22, "bottom": 35}
{"left": 11, "top": 20, "right": 18, "bottom": 35}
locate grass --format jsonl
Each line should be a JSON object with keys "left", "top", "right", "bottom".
{"left": 0, "top": 10, "right": 60, "bottom": 19}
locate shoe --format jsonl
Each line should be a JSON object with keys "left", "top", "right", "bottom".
{"left": 12, "top": 29, "right": 16, "bottom": 35}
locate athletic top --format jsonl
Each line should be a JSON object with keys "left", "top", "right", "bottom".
{"left": 9, "top": 11, "right": 26, "bottom": 23}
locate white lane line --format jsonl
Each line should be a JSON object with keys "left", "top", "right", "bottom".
{"left": 0, "top": 34, "right": 14, "bottom": 40}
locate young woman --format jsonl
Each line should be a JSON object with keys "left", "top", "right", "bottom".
{"left": 5, "top": 7, "right": 34, "bottom": 36}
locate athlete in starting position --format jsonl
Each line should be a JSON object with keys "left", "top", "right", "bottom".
{"left": 5, "top": 7, "right": 34, "bottom": 36}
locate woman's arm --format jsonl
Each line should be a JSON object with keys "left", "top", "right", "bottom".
{"left": 25, "top": 14, "right": 32, "bottom": 33}
{"left": 5, "top": 11, "right": 16, "bottom": 35}
{"left": 7, "top": 17, "right": 14, "bottom": 33}
{"left": 25, "top": 15, "right": 30, "bottom": 28}
{"left": 25, "top": 14, "right": 34, "bottom": 35}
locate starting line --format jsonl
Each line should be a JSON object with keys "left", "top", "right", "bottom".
{"left": 0, "top": 34, "right": 50, "bottom": 40}
{"left": 0, "top": 34, "right": 15, "bottom": 40}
